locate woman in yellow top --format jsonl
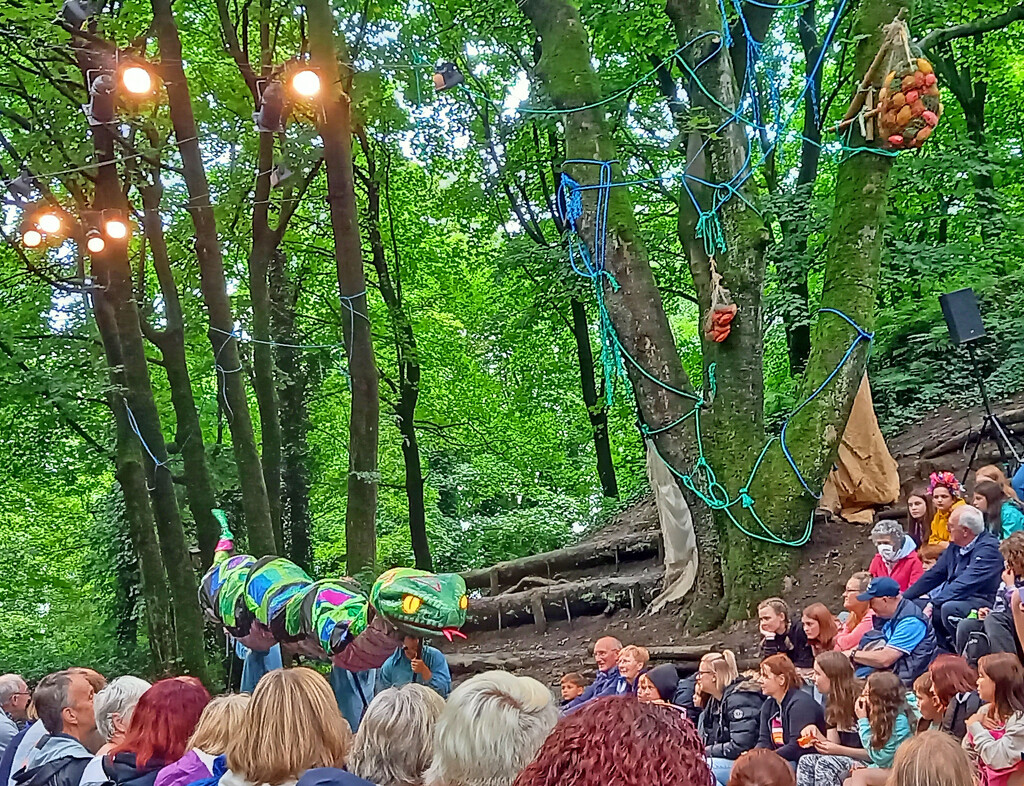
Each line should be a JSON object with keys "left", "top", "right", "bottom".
{"left": 927, "top": 471, "right": 965, "bottom": 545}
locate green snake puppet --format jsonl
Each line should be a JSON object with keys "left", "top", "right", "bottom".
{"left": 199, "top": 516, "right": 468, "bottom": 671}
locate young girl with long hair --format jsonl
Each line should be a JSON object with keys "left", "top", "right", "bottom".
{"left": 964, "top": 653, "right": 1024, "bottom": 786}
{"left": 977, "top": 465, "right": 1022, "bottom": 502}
{"left": 795, "top": 653, "right": 869, "bottom": 786}
{"left": 843, "top": 672, "right": 917, "bottom": 786}
{"left": 887, "top": 730, "right": 976, "bottom": 786}
{"left": 974, "top": 479, "right": 1024, "bottom": 539}
{"left": 801, "top": 605, "right": 839, "bottom": 656}
{"left": 905, "top": 490, "right": 936, "bottom": 548}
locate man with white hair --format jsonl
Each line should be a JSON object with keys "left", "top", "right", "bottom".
{"left": 0, "top": 676, "right": 30, "bottom": 755}
{"left": 561, "top": 635, "right": 622, "bottom": 713}
{"left": 904, "top": 504, "right": 1004, "bottom": 652}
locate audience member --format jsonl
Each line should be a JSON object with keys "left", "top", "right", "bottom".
{"left": 558, "top": 673, "right": 586, "bottom": 706}
{"left": 963, "top": 652, "right": 1024, "bottom": 784}
{"left": 802, "top": 605, "right": 838, "bottom": 656}
{"left": 1014, "top": 465, "right": 1024, "bottom": 503}
{"left": 97, "top": 679, "right": 209, "bottom": 786}
{"left": 636, "top": 664, "right": 680, "bottom": 706}
{"left": 926, "top": 471, "right": 965, "bottom": 545}
{"left": 975, "top": 479, "right": 1024, "bottom": 539}
{"left": 348, "top": 684, "right": 444, "bottom": 786}
{"left": 911, "top": 673, "right": 943, "bottom": 733}
{"left": 835, "top": 573, "right": 874, "bottom": 650}
{"left": 928, "top": 654, "right": 980, "bottom": 739}
{"left": 512, "top": 696, "right": 713, "bottom": 786}
{"left": 224, "top": 668, "right": 352, "bottom": 786}
{"left": 379, "top": 637, "right": 451, "bottom": 699}
{"left": 426, "top": 671, "right": 556, "bottom": 786}
{"left": 957, "top": 532, "right": 1024, "bottom": 663}
{"left": 698, "top": 651, "right": 763, "bottom": 785}
{"left": 154, "top": 694, "right": 250, "bottom": 786}
{"left": 978, "top": 464, "right": 1022, "bottom": 502}
{"left": 293, "top": 768, "right": 374, "bottom": 786}
{"left": 848, "top": 578, "right": 936, "bottom": 683}
{"left": 842, "top": 671, "right": 917, "bottom": 786}
{"left": 561, "top": 636, "right": 621, "bottom": 713}
{"left": 80, "top": 676, "right": 152, "bottom": 785}
{"left": 671, "top": 667, "right": 704, "bottom": 725}
{"left": 904, "top": 490, "right": 935, "bottom": 550}
{"left": 727, "top": 749, "right": 795, "bottom": 786}
{"left": 756, "top": 655, "right": 824, "bottom": 764}
{"left": 614, "top": 646, "right": 648, "bottom": 695}
{"left": 868, "top": 521, "right": 923, "bottom": 591}
{"left": 886, "top": 730, "right": 975, "bottom": 786}
{"left": 904, "top": 504, "right": 1003, "bottom": 652}
{"left": 796, "top": 652, "right": 868, "bottom": 786}
{"left": 918, "top": 542, "right": 945, "bottom": 572}
{"left": 0, "top": 677, "right": 30, "bottom": 755}
{"left": 758, "top": 599, "right": 813, "bottom": 669}
{"left": 13, "top": 671, "right": 98, "bottom": 786}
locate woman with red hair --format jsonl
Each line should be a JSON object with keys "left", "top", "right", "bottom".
{"left": 928, "top": 654, "right": 980, "bottom": 739}
{"left": 102, "top": 678, "right": 211, "bottom": 786}
{"left": 512, "top": 696, "right": 713, "bottom": 786}
{"left": 801, "top": 604, "right": 839, "bottom": 656}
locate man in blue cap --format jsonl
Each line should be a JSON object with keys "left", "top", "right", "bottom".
{"left": 845, "top": 576, "right": 937, "bottom": 684}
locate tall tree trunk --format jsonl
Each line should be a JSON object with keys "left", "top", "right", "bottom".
{"left": 518, "top": 0, "right": 724, "bottom": 629}
{"left": 570, "top": 298, "right": 618, "bottom": 498}
{"left": 90, "top": 118, "right": 208, "bottom": 681}
{"left": 138, "top": 177, "right": 221, "bottom": 567}
{"left": 150, "top": 0, "right": 277, "bottom": 557}
{"left": 306, "top": 0, "right": 380, "bottom": 576}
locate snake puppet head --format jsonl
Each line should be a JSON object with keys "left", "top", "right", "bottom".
{"left": 369, "top": 567, "right": 469, "bottom": 641}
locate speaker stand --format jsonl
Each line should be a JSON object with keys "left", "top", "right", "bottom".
{"left": 960, "top": 343, "right": 1023, "bottom": 485}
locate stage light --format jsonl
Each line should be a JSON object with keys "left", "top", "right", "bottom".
{"left": 37, "top": 212, "right": 62, "bottom": 234}
{"left": 86, "top": 229, "right": 106, "bottom": 253}
{"left": 291, "top": 69, "right": 320, "bottom": 98}
{"left": 121, "top": 66, "right": 153, "bottom": 95}
{"left": 22, "top": 229, "right": 42, "bottom": 248}
{"left": 104, "top": 216, "right": 129, "bottom": 239}
{"left": 433, "top": 62, "right": 464, "bottom": 91}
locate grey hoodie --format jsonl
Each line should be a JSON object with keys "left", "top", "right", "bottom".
{"left": 13, "top": 735, "right": 91, "bottom": 786}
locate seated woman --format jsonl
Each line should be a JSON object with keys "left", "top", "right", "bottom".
{"left": 963, "top": 653, "right": 1024, "bottom": 784}
{"left": 758, "top": 598, "right": 813, "bottom": 669}
{"left": 155, "top": 694, "right": 250, "bottom": 786}
{"left": 929, "top": 654, "right": 981, "bottom": 740}
{"left": 756, "top": 655, "right": 825, "bottom": 764}
{"left": 796, "top": 652, "right": 870, "bottom": 786}
{"left": 835, "top": 573, "right": 874, "bottom": 650}
{"left": 802, "top": 605, "right": 839, "bottom": 657}
{"left": 842, "top": 671, "right": 918, "bottom": 786}
{"left": 974, "top": 479, "right": 1024, "bottom": 539}
{"left": 926, "top": 472, "right": 965, "bottom": 545}
{"left": 697, "top": 651, "right": 764, "bottom": 786}
{"left": 868, "top": 520, "right": 923, "bottom": 591}
{"left": 977, "top": 464, "right": 1021, "bottom": 502}
{"left": 904, "top": 490, "right": 935, "bottom": 551}
{"left": 614, "top": 646, "right": 649, "bottom": 695}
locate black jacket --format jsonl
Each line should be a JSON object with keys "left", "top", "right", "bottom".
{"left": 761, "top": 620, "right": 814, "bottom": 669}
{"left": 671, "top": 673, "right": 703, "bottom": 726}
{"left": 12, "top": 735, "right": 91, "bottom": 786}
{"left": 757, "top": 688, "right": 826, "bottom": 762}
{"left": 942, "top": 692, "right": 983, "bottom": 740}
{"left": 102, "top": 753, "right": 167, "bottom": 786}
{"left": 700, "top": 678, "right": 765, "bottom": 760}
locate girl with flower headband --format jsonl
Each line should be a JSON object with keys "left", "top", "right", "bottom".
{"left": 927, "top": 471, "right": 965, "bottom": 545}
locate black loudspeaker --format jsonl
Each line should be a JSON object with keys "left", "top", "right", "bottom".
{"left": 939, "top": 288, "right": 986, "bottom": 345}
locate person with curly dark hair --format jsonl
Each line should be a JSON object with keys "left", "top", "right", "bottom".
{"left": 511, "top": 696, "right": 713, "bottom": 786}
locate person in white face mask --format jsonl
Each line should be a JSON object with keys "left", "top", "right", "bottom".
{"left": 869, "top": 520, "right": 924, "bottom": 592}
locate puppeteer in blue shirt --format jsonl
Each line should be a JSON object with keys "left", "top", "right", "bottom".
{"left": 378, "top": 636, "right": 452, "bottom": 698}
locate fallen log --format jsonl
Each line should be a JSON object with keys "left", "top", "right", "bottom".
{"left": 460, "top": 530, "right": 662, "bottom": 593}
{"left": 465, "top": 571, "right": 664, "bottom": 632}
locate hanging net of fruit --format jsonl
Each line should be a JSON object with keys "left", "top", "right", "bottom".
{"left": 875, "top": 19, "right": 942, "bottom": 149}
{"left": 703, "top": 257, "right": 737, "bottom": 344}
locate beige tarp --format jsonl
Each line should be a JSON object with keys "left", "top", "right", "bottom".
{"left": 818, "top": 375, "right": 901, "bottom": 524}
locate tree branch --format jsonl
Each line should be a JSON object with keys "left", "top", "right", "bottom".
{"left": 918, "top": 3, "right": 1024, "bottom": 50}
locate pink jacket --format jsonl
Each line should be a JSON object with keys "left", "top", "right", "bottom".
{"left": 835, "top": 610, "right": 874, "bottom": 650}
{"left": 869, "top": 551, "right": 924, "bottom": 592}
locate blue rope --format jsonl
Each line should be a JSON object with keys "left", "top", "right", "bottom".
{"left": 125, "top": 401, "right": 169, "bottom": 471}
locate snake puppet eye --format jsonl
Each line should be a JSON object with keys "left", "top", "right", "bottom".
{"left": 459, "top": 595, "right": 468, "bottom": 610}
{"left": 402, "top": 594, "right": 423, "bottom": 614}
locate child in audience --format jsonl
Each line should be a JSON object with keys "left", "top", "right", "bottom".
{"left": 917, "top": 543, "right": 945, "bottom": 572}
{"left": 796, "top": 652, "right": 868, "bottom": 786}
{"left": 926, "top": 471, "right": 965, "bottom": 545}
{"left": 801, "top": 604, "right": 839, "bottom": 657}
{"left": 911, "top": 673, "right": 943, "bottom": 733}
{"left": 758, "top": 598, "right": 813, "bottom": 668}
{"left": 886, "top": 730, "right": 975, "bottom": 786}
{"left": 637, "top": 664, "right": 681, "bottom": 707}
{"left": 835, "top": 573, "right": 874, "bottom": 650}
{"left": 974, "top": 479, "right": 1024, "bottom": 539}
{"left": 977, "top": 464, "right": 1022, "bottom": 502}
{"left": 904, "top": 490, "right": 935, "bottom": 548}
{"left": 843, "top": 671, "right": 918, "bottom": 786}
{"left": 929, "top": 654, "right": 981, "bottom": 740}
{"left": 728, "top": 749, "right": 796, "bottom": 786}
{"left": 756, "top": 654, "right": 825, "bottom": 764}
{"left": 559, "top": 673, "right": 586, "bottom": 705}
{"left": 964, "top": 652, "right": 1024, "bottom": 784}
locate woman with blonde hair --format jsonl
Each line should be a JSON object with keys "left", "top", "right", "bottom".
{"left": 614, "top": 646, "right": 649, "bottom": 695}
{"left": 698, "top": 651, "right": 764, "bottom": 785}
{"left": 155, "top": 694, "right": 251, "bottom": 786}
{"left": 348, "top": 684, "right": 445, "bottom": 786}
{"left": 886, "top": 729, "right": 976, "bottom": 786}
{"left": 425, "top": 670, "right": 557, "bottom": 786}
{"left": 223, "top": 669, "right": 353, "bottom": 786}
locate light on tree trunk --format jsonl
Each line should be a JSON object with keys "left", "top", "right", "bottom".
{"left": 104, "top": 214, "right": 129, "bottom": 240}
{"left": 86, "top": 229, "right": 106, "bottom": 254}
{"left": 291, "top": 69, "right": 321, "bottom": 98}
{"left": 433, "top": 62, "right": 464, "bottom": 91}
{"left": 22, "top": 229, "right": 42, "bottom": 248}
{"left": 121, "top": 65, "right": 154, "bottom": 95}
{"left": 37, "top": 212, "right": 62, "bottom": 235}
